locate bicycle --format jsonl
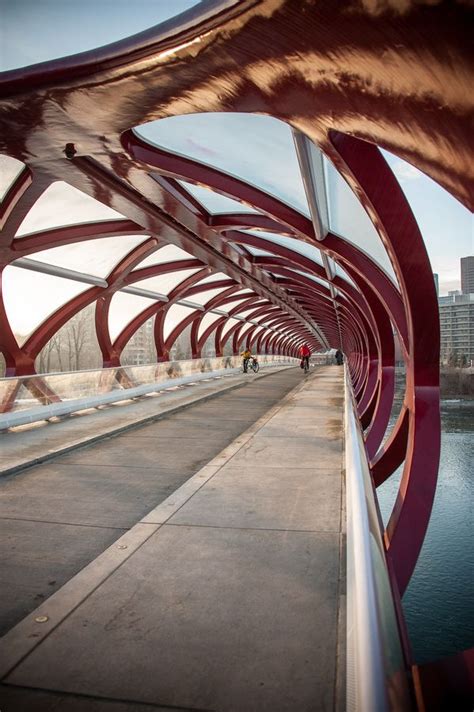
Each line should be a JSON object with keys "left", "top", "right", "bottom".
{"left": 301, "top": 356, "right": 310, "bottom": 374}
{"left": 243, "top": 357, "right": 259, "bottom": 373}
{"left": 250, "top": 357, "right": 259, "bottom": 373}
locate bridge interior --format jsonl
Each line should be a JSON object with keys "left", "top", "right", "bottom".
{"left": 0, "top": 366, "right": 345, "bottom": 712}
{"left": 1, "top": 0, "right": 473, "bottom": 708}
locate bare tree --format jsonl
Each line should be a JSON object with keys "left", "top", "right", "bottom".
{"left": 66, "top": 309, "right": 89, "bottom": 371}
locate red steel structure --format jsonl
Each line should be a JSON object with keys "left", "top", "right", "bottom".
{"left": 0, "top": 0, "right": 472, "bottom": 707}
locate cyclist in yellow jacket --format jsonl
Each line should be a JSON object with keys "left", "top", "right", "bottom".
{"left": 241, "top": 348, "right": 252, "bottom": 373}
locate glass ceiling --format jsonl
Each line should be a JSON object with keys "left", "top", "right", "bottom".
{"left": 198, "top": 312, "right": 223, "bottom": 341}
{"left": 233, "top": 305, "right": 267, "bottom": 319}
{"left": 3, "top": 265, "right": 91, "bottom": 345}
{"left": 137, "top": 114, "right": 311, "bottom": 216}
{"left": 0, "top": 155, "right": 25, "bottom": 201}
{"left": 219, "top": 294, "right": 256, "bottom": 313}
{"left": 131, "top": 244, "right": 196, "bottom": 271}
{"left": 178, "top": 181, "right": 260, "bottom": 215}
{"left": 2, "top": 80, "right": 423, "bottom": 369}
{"left": 189, "top": 286, "right": 230, "bottom": 306}
{"left": 109, "top": 292, "right": 157, "bottom": 342}
{"left": 30, "top": 236, "right": 149, "bottom": 278}
{"left": 195, "top": 272, "right": 233, "bottom": 286}
{"left": 237, "top": 322, "right": 254, "bottom": 339}
{"left": 221, "top": 317, "right": 242, "bottom": 340}
{"left": 163, "top": 304, "right": 196, "bottom": 341}
{"left": 15, "top": 182, "right": 124, "bottom": 237}
{"left": 241, "top": 231, "right": 324, "bottom": 267}
{"left": 132, "top": 269, "right": 202, "bottom": 296}
{"left": 323, "top": 156, "right": 397, "bottom": 281}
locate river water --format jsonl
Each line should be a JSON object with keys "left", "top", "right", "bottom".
{"left": 377, "top": 399, "right": 474, "bottom": 665}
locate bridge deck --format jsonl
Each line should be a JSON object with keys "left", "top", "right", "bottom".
{"left": 0, "top": 366, "right": 345, "bottom": 712}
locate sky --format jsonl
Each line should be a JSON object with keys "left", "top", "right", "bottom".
{"left": 1, "top": 0, "right": 473, "bottom": 339}
{"left": 0, "top": 0, "right": 199, "bottom": 71}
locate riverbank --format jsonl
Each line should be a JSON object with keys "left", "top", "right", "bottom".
{"left": 440, "top": 367, "right": 474, "bottom": 398}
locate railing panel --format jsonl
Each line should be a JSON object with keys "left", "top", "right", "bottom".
{"left": 0, "top": 355, "right": 296, "bottom": 429}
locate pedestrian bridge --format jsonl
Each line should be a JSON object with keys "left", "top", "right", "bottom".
{"left": 1, "top": 1, "right": 473, "bottom": 709}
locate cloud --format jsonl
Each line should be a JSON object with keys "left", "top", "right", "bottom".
{"left": 184, "top": 138, "right": 221, "bottom": 160}
{"left": 391, "top": 159, "right": 423, "bottom": 183}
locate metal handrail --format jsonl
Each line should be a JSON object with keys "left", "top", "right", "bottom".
{"left": 344, "top": 365, "right": 412, "bottom": 711}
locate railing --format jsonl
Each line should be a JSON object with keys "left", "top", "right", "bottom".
{"left": 311, "top": 353, "right": 335, "bottom": 365}
{"left": 0, "top": 355, "right": 296, "bottom": 430}
{"left": 344, "top": 366, "right": 413, "bottom": 711}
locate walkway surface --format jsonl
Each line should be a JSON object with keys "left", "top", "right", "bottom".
{"left": 0, "top": 366, "right": 345, "bottom": 712}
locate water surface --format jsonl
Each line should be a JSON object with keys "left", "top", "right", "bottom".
{"left": 377, "top": 399, "right": 474, "bottom": 664}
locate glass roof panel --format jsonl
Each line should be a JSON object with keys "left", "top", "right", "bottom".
{"left": 195, "top": 272, "right": 233, "bottom": 286}
{"left": 163, "top": 304, "right": 197, "bottom": 342}
{"left": 1, "top": 0, "right": 200, "bottom": 71}
{"left": 131, "top": 268, "right": 202, "bottom": 295}
{"left": 233, "top": 304, "right": 266, "bottom": 318}
{"left": 137, "top": 113, "right": 310, "bottom": 216}
{"left": 0, "top": 155, "right": 25, "bottom": 201}
{"left": 334, "top": 262, "right": 357, "bottom": 287}
{"left": 250, "top": 325, "right": 265, "bottom": 340}
{"left": 221, "top": 296, "right": 255, "bottom": 313}
{"left": 3, "top": 265, "right": 91, "bottom": 345}
{"left": 221, "top": 317, "right": 241, "bottom": 340}
{"left": 323, "top": 156, "right": 397, "bottom": 281}
{"left": 238, "top": 322, "right": 255, "bottom": 337}
{"left": 197, "top": 312, "right": 223, "bottom": 342}
{"left": 241, "top": 231, "right": 324, "bottom": 266}
{"left": 291, "top": 269, "right": 328, "bottom": 289}
{"left": 31, "top": 235, "right": 149, "bottom": 278}
{"left": 177, "top": 181, "right": 259, "bottom": 215}
{"left": 189, "top": 286, "right": 229, "bottom": 306}
{"left": 241, "top": 245, "right": 275, "bottom": 257}
{"left": 381, "top": 148, "right": 472, "bottom": 296}
{"left": 132, "top": 244, "right": 195, "bottom": 271}
{"left": 109, "top": 292, "right": 156, "bottom": 342}
{"left": 15, "top": 182, "right": 124, "bottom": 238}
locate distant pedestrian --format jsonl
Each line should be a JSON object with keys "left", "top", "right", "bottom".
{"left": 240, "top": 348, "right": 252, "bottom": 373}
{"left": 299, "top": 344, "right": 311, "bottom": 372}
{"left": 335, "top": 349, "right": 343, "bottom": 366}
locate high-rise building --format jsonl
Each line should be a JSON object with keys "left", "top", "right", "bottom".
{"left": 437, "top": 258, "right": 474, "bottom": 365}
{"left": 433, "top": 273, "right": 439, "bottom": 297}
{"left": 438, "top": 293, "right": 474, "bottom": 365}
{"left": 461, "top": 255, "right": 474, "bottom": 294}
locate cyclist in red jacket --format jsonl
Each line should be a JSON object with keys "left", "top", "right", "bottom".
{"left": 299, "top": 344, "right": 311, "bottom": 372}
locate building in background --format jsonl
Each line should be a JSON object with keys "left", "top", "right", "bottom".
{"left": 433, "top": 272, "right": 439, "bottom": 297}
{"left": 461, "top": 255, "right": 474, "bottom": 294}
{"left": 121, "top": 319, "right": 155, "bottom": 366}
{"left": 438, "top": 256, "right": 474, "bottom": 365}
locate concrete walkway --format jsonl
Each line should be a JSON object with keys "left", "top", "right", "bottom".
{"left": 0, "top": 366, "right": 345, "bottom": 712}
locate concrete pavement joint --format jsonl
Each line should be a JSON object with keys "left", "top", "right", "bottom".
{"left": 0, "top": 682, "right": 215, "bottom": 711}
{"left": 164, "top": 522, "right": 341, "bottom": 534}
{"left": 0, "top": 516, "right": 127, "bottom": 531}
